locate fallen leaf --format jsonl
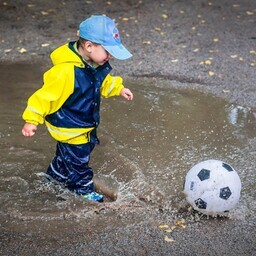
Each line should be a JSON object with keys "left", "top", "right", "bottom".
{"left": 193, "top": 48, "right": 200, "bottom": 52}
{"left": 205, "top": 60, "right": 212, "bottom": 65}
{"left": 213, "top": 38, "right": 219, "bottom": 42}
{"left": 162, "top": 14, "right": 168, "bottom": 19}
{"left": 41, "top": 11, "right": 49, "bottom": 15}
{"left": 250, "top": 50, "right": 256, "bottom": 54}
{"left": 230, "top": 55, "right": 238, "bottom": 58}
{"left": 159, "top": 224, "right": 169, "bottom": 229}
{"left": 164, "top": 236, "right": 175, "bottom": 242}
{"left": 154, "top": 27, "right": 161, "bottom": 32}
{"left": 246, "top": 11, "right": 254, "bottom": 15}
{"left": 41, "top": 43, "right": 50, "bottom": 47}
{"left": 209, "top": 49, "right": 219, "bottom": 53}
{"left": 4, "top": 49, "right": 12, "bottom": 53}
{"left": 122, "top": 18, "right": 129, "bottom": 21}
{"left": 171, "top": 59, "right": 179, "bottom": 63}
{"left": 164, "top": 228, "right": 175, "bottom": 233}
{"left": 209, "top": 71, "right": 215, "bottom": 76}
{"left": 233, "top": 4, "right": 240, "bottom": 8}
{"left": 19, "top": 48, "right": 27, "bottom": 53}
{"left": 143, "top": 41, "right": 151, "bottom": 45}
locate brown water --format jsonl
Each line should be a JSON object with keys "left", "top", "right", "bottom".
{"left": 0, "top": 63, "right": 255, "bottom": 238}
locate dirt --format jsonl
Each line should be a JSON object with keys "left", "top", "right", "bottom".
{"left": 0, "top": 0, "right": 255, "bottom": 255}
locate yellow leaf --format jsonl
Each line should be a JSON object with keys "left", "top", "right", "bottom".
{"left": 4, "top": 49, "right": 12, "bottom": 53}
{"left": 213, "top": 38, "right": 219, "bottom": 42}
{"left": 205, "top": 60, "right": 212, "bottom": 65}
{"left": 159, "top": 224, "right": 169, "bottom": 229}
{"left": 164, "top": 236, "right": 175, "bottom": 242}
{"left": 19, "top": 48, "right": 27, "bottom": 53}
{"left": 250, "top": 50, "right": 256, "bottom": 54}
{"left": 162, "top": 14, "right": 168, "bottom": 19}
{"left": 122, "top": 18, "right": 129, "bottom": 21}
{"left": 209, "top": 71, "right": 215, "bottom": 76}
{"left": 143, "top": 41, "right": 151, "bottom": 45}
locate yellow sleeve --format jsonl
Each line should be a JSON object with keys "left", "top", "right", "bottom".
{"left": 22, "top": 64, "right": 74, "bottom": 125}
{"left": 101, "top": 74, "right": 124, "bottom": 98}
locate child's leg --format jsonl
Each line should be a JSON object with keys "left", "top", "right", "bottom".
{"left": 47, "top": 142, "right": 95, "bottom": 195}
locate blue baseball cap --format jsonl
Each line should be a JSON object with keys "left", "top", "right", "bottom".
{"left": 79, "top": 15, "right": 132, "bottom": 60}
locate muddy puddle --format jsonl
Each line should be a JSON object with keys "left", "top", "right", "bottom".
{"left": 0, "top": 63, "right": 255, "bottom": 237}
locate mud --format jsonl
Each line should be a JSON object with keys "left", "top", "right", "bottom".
{"left": 0, "top": 0, "right": 255, "bottom": 255}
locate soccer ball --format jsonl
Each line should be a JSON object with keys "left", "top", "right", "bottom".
{"left": 183, "top": 160, "right": 242, "bottom": 215}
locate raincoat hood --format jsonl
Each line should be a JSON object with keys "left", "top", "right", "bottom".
{"left": 50, "top": 42, "right": 82, "bottom": 66}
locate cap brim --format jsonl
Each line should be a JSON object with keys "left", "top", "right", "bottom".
{"left": 103, "top": 44, "right": 132, "bottom": 60}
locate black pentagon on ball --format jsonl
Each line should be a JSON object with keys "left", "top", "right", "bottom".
{"left": 195, "top": 198, "right": 207, "bottom": 209}
{"left": 222, "top": 162, "right": 234, "bottom": 172}
{"left": 197, "top": 169, "right": 210, "bottom": 181}
{"left": 219, "top": 186, "right": 232, "bottom": 200}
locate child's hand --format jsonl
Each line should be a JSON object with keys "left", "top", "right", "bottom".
{"left": 120, "top": 88, "right": 133, "bottom": 101}
{"left": 22, "top": 123, "right": 37, "bottom": 137}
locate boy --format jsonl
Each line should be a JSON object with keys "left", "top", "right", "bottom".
{"left": 21, "top": 15, "right": 133, "bottom": 202}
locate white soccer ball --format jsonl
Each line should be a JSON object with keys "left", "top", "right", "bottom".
{"left": 183, "top": 159, "right": 242, "bottom": 215}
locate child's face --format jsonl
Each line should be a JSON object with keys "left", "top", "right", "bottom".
{"left": 87, "top": 43, "right": 112, "bottom": 65}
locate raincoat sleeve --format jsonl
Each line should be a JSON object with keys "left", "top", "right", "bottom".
{"left": 100, "top": 74, "right": 124, "bottom": 98}
{"left": 22, "top": 64, "right": 74, "bottom": 125}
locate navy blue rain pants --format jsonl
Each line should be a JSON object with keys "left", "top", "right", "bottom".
{"left": 46, "top": 141, "right": 96, "bottom": 195}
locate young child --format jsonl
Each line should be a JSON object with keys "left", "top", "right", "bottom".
{"left": 21, "top": 15, "right": 133, "bottom": 202}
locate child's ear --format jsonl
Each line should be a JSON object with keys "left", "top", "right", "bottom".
{"left": 84, "top": 41, "right": 93, "bottom": 53}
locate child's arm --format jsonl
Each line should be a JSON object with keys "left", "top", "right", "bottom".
{"left": 22, "top": 123, "right": 37, "bottom": 137}
{"left": 101, "top": 74, "right": 133, "bottom": 100}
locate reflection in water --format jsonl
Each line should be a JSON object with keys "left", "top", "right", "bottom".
{"left": 227, "top": 104, "right": 250, "bottom": 127}
{"left": 0, "top": 63, "right": 255, "bottom": 229}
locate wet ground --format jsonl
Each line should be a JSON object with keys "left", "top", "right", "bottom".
{"left": 0, "top": 63, "right": 255, "bottom": 255}
{"left": 0, "top": 0, "right": 256, "bottom": 255}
